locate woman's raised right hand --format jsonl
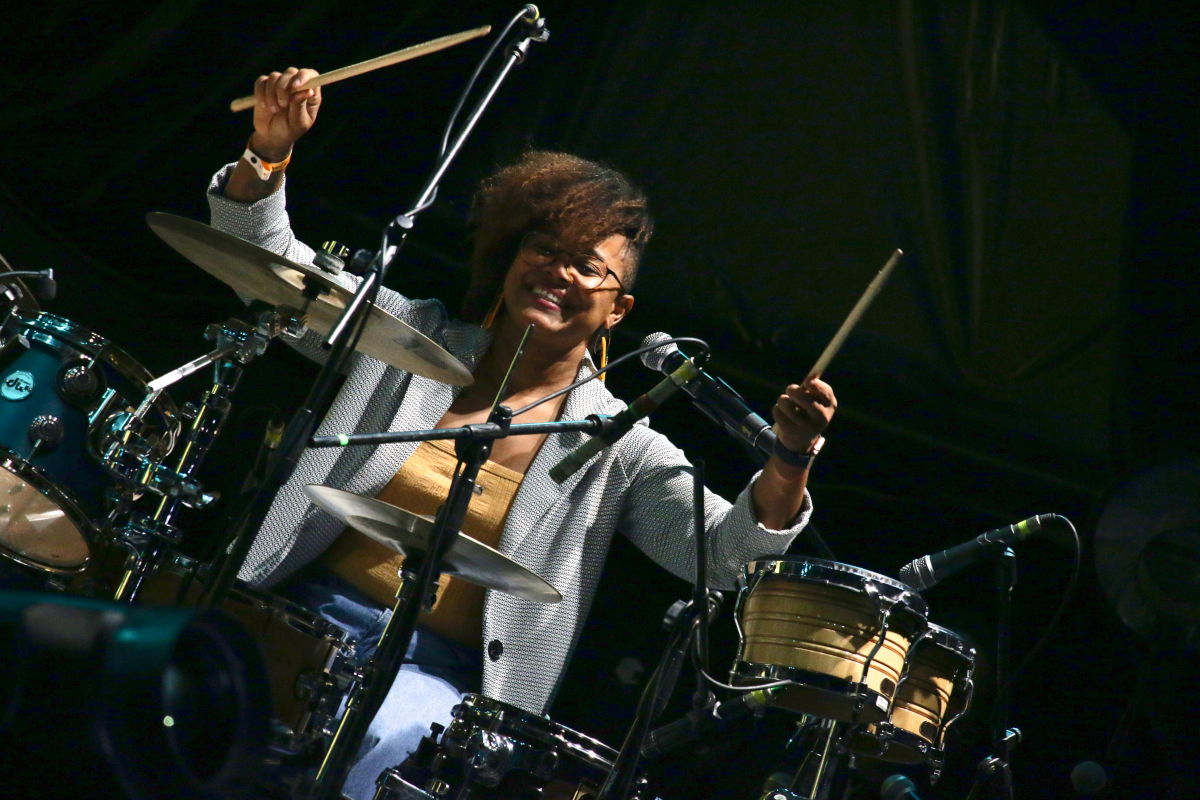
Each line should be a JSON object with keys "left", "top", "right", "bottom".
{"left": 249, "top": 67, "right": 322, "bottom": 162}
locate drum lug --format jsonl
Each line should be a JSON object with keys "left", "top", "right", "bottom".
{"left": 55, "top": 357, "right": 105, "bottom": 406}
{"left": 467, "top": 730, "right": 516, "bottom": 787}
{"left": 27, "top": 414, "right": 64, "bottom": 452}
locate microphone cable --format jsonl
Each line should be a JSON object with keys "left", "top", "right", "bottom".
{"left": 999, "top": 514, "right": 1081, "bottom": 691}
{"left": 411, "top": 5, "right": 543, "bottom": 216}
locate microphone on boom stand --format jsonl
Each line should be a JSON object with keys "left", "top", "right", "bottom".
{"left": 549, "top": 334, "right": 702, "bottom": 483}
{"left": 898, "top": 515, "right": 1059, "bottom": 591}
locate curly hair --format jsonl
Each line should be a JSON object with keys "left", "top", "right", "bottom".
{"left": 462, "top": 151, "right": 653, "bottom": 324}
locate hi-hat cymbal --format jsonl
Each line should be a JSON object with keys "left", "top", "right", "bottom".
{"left": 304, "top": 485, "right": 561, "bottom": 604}
{"left": 146, "top": 212, "right": 472, "bottom": 386}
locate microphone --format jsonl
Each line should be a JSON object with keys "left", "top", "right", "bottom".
{"left": 898, "top": 514, "right": 1058, "bottom": 591}
{"left": 642, "top": 333, "right": 809, "bottom": 466}
{"left": 0, "top": 269, "right": 56, "bottom": 301}
{"left": 1070, "top": 761, "right": 1107, "bottom": 795}
{"left": 640, "top": 687, "right": 776, "bottom": 759}
{"left": 548, "top": 336, "right": 701, "bottom": 484}
{"left": 36, "top": 270, "right": 56, "bottom": 301}
{"left": 880, "top": 774, "right": 921, "bottom": 800}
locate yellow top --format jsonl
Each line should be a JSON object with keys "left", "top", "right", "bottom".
{"left": 321, "top": 437, "right": 524, "bottom": 649}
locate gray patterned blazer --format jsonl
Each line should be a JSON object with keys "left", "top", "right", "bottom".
{"left": 206, "top": 165, "right": 811, "bottom": 714}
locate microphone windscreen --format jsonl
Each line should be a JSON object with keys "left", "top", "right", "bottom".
{"left": 1070, "top": 761, "right": 1107, "bottom": 795}
{"left": 881, "top": 774, "right": 919, "bottom": 800}
{"left": 640, "top": 332, "right": 676, "bottom": 372}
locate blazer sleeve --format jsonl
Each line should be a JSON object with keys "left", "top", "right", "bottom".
{"left": 614, "top": 423, "right": 812, "bottom": 591}
{"left": 205, "top": 163, "right": 454, "bottom": 366}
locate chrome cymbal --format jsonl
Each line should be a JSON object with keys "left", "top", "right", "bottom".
{"left": 304, "top": 484, "right": 561, "bottom": 604}
{"left": 146, "top": 212, "right": 472, "bottom": 386}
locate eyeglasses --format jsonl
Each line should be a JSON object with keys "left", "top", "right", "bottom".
{"left": 518, "top": 231, "right": 625, "bottom": 293}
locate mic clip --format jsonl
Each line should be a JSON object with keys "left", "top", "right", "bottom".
{"left": 586, "top": 413, "right": 617, "bottom": 441}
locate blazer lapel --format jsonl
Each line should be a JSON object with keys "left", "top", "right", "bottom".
{"left": 351, "top": 325, "right": 490, "bottom": 496}
{"left": 500, "top": 362, "right": 614, "bottom": 557}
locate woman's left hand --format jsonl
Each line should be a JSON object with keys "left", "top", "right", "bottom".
{"left": 771, "top": 377, "right": 837, "bottom": 458}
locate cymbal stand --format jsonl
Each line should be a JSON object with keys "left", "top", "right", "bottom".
{"left": 759, "top": 717, "right": 846, "bottom": 800}
{"left": 597, "top": 457, "right": 712, "bottom": 800}
{"left": 304, "top": 402, "right": 506, "bottom": 800}
{"left": 201, "top": 9, "right": 549, "bottom": 616}
{"left": 108, "top": 310, "right": 292, "bottom": 601}
{"left": 966, "top": 547, "right": 1020, "bottom": 800}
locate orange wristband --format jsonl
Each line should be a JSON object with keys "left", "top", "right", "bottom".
{"left": 242, "top": 144, "right": 291, "bottom": 180}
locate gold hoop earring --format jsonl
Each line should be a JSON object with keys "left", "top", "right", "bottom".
{"left": 483, "top": 293, "right": 503, "bottom": 329}
{"left": 598, "top": 328, "right": 610, "bottom": 381}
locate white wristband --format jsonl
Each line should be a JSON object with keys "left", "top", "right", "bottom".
{"left": 242, "top": 145, "right": 291, "bottom": 181}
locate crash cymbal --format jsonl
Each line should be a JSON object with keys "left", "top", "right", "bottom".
{"left": 146, "top": 212, "right": 472, "bottom": 386}
{"left": 304, "top": 485, "right": 561, "bottom": 604}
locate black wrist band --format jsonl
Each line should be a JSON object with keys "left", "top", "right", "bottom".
{"left": 772, "top": 435, "right": 824, "bottom": 469}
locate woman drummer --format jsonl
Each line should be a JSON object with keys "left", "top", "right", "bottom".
{"left": 209, "top": 68, "right": 836, "bottom": 800}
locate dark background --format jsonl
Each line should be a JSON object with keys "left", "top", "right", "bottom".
{"left": 0, "top": 1, "right": 1197, "bottom": 798}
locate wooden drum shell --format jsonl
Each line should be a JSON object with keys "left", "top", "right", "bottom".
{"left": 850, "top": 625, "right": 975, "bottom": 765}
{"left": 734, "top": 558, "right": 926, "bottom": 723}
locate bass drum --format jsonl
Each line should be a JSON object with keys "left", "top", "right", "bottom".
{"left": 0, "top": 312, "right": 179, "bottom": 573}
{"left": 378, "top": 694, "right": 654, "bottom": 800}
{"left": 134, "top": 554, "right": 358, "bottom": 754}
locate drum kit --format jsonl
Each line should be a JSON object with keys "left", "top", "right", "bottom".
{"left": 0, "top": 12, "right": 1007, "bottom": 800}
{"left": 0, "top": 217, "right": 979, "bottom": 799}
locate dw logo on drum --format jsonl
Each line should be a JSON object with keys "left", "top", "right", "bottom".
{"left": 1, "top": 371, "right": 35, "bottom": 401}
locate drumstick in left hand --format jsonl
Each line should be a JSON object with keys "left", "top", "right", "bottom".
{"left": 229, "top": 25, "right": 492, "bottom": 112}
{"left": 807, "top": 248, "right": 903, "bottom": 379}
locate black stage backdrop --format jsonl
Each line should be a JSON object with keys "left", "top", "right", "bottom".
{"left": 0, "top": 2, "right": 1197, "bottom": 798}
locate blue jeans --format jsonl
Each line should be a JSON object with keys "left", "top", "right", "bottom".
{"left": 281, "top": 566, "right": 482, "bottom": 800}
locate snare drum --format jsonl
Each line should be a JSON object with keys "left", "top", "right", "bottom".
{"left": 731, "top": 557, "right": 927, "bottom": 723}
{"left": 378, "top": 694, "right": 653, "bottom": 800}
{"left": 0, "top": 312, "right": 179, "bottom": 572}
{"left": 849, "top": 623, "right": 975, "bottom": 769}
{"left": 137, "top": 555, "right": 357, "bottom": 752}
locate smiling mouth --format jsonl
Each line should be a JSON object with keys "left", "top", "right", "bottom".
{"left": 529, "top": 286, "right": 565, "bottom": 308}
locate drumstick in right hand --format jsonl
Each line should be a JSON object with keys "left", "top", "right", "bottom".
{"left": 807, "top": 248, "right": 903, "bottom": 379}
{"left": 230, "top": 25, "right": 492, "bottom": 112}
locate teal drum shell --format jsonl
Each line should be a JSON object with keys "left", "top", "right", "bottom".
{"left": 0, "top": 312, "right": 179, "bottom": 571}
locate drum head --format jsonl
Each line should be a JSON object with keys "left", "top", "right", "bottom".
{"left": 743, "top": 556, "right": 928, "bottom": 615}
{"left": 0, "top": 451, "right": 91, "bottom": 572}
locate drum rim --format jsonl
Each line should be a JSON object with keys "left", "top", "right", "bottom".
{"left": 154, "top": 555, "right": 355, "bottom": 647}
{"left": 916, "top": 622, "right": 976, "bottom": 659}
{"left": 729, "top": 661, "right": 892, "bottom": 721}
{"left": 849, "top": 720, "right": 941, "bottom": 763}
{"left": 456, "top": 694, "right": 618, "bottom": 769}
{"left": 230, "top": 583, "right": 355, "bottom": 645}
{"left": 742, "top": 556, "right": 928, "bottom": 615}
{"left": 11, "top": 310, "right": 181, "bottom": 432}
{"left": 0, "top": 447, "right": 96, "bottom": 573}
